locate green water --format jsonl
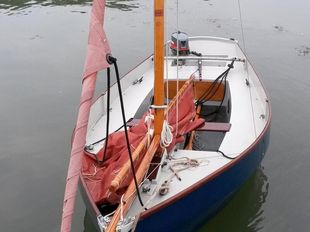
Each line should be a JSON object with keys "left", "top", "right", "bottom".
{"left": 1, "top": 0, "right": 309, "bottom": 231}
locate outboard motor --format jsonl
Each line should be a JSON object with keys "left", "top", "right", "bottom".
{"left": 170, "top": 32, "right": 190, "bottom": 65}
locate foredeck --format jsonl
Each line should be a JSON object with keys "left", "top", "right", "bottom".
{"left": 126, "top": 149, "right": 232, "bottom": 217}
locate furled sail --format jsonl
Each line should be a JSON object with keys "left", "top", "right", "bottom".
{"left": 82, "top": 79, "right": 205, "bottom": 205}
{"left": 60, "top": 0, "right": 111, "bottom": 231}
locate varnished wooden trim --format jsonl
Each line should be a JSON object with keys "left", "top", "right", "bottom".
{"left": 164, "top": 80, "right": 225, "bottom": 101}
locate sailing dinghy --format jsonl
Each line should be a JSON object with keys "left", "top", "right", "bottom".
{"left": 61, "top": 0, "right": 271, "bottom": 231}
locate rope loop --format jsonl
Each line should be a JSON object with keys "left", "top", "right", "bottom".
{"left": 160, "top": 120, "right": 173, "bottom": 148}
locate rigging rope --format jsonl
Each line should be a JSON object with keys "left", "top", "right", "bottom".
{"left": 159, "top": 157, "right": 200, "bottom": 195}
{"left": 237, "top": 0, "right": 246, "bottom": 53}
{"left": 109, "top": 56, "right": 145, "bottom": 207}
{"left": 85, "top": 67, "right": 111, "bottom": 165}
{"left": 175, "top": 0, "right": 180, "bottom": 137}
{"left": 237, "top": 0, "right": 257, "bottom": 137}
{"left": 160, "top": 120, "right": 173, "bottom": 148}
{"left": 162, "top": 0, "right": 172, "bottom": 149}
{"left": 199, "top": 60, "right": 235, "bottom": 120}
{"left": 165, "top": 0, "right": 169, "bottom": 121}
{"left": 196, "top": 59, "right": 235, "bottom": 113}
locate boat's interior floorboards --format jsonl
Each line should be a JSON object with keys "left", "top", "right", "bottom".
{"left": 193, "top": 105, "right": 229, "bottom": 151}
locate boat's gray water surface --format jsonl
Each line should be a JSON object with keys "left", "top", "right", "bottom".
{"left": 0, "top": 0, "right": 309, "bottom": 231}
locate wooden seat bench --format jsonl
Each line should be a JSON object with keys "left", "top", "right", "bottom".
{"left": 196, "top": 122, "right": 231, "bottom": 132}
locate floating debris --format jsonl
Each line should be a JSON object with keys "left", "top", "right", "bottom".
{"left": 203, "top": 0, "right": 213, "bottom": 5}
{"left": 295, "top": 46, "right": 310, "bottom": 56}
{"left": 207, "top": 18, "right": 219, "bottom": 23}
{"left": 274, "top": 25, "right": 285, "bottom": 32}
{"left": 29, "top": 35, "right": 41, "bottom": 40}
{"left": 71, "top": 10, "right": 87, "bottom": 14}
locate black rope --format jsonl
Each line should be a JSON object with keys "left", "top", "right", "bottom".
{"left": 196, "top": 59, "right": 235, "bottom": 120}
{"left": 201, "top": 73, "right": 228, "bottom": 121}
{"left": 217, "top": 150, "right": 235, "bottom": 160}
{"left": 196, "top": 65, "right": 230, "bottom": 103}
{"left": 195, "top": 72, "right": 226, "bottom": 105}
{"left": 109, "top": 56, "right": 145, "bottom": 207}
{"left": 196, "top": 68, "right": 229, "bottom": 105}
{"left": 196, "top": 59, "right": 235, "bottom": 105}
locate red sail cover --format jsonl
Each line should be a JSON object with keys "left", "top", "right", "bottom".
{"left": 61, "top": 0, "right": 111, "bottom": 231}
{"left": 82, "top": 82, "right": 205, "bottom": 205}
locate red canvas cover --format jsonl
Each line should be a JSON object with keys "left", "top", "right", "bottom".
{"left": 82, "top": 81, "right": 205, "bottom": 205}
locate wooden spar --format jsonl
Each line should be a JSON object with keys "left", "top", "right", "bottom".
{"left": 186, "top": 105, "right": 201, "bottom": 150}
{"left": 153, "top": 0, "right": 165, "bottom": 136}
{"left": 110, "top": 136, "right": 148, "bottom": 192}
{"left": 105, "top": 135, "right": 161, "bottom": 232}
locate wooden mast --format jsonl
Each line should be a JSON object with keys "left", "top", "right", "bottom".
{"left": 105, "top": 2, "right": 165, "bottom": 231}
{"left": 153, "top": 0, "right": 165, "bottom": 136}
